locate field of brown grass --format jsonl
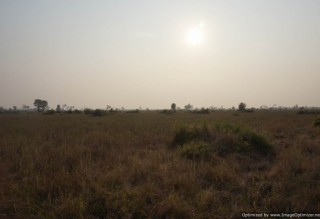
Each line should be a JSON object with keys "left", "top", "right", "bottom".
{"left": 0, "top": 111, "right": 319, "bottom": 218}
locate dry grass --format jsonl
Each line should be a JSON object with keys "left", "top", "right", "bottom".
{"left": 0, "top": 111, "right": 319, "bottom": 218}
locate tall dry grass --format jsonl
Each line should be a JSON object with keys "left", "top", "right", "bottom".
{"left": 0, "top": 111, "right": 319, "bottom": 218}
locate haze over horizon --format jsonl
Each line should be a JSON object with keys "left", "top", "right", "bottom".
{"left": 1, "top": 0, "right": 320, "bottom": 110}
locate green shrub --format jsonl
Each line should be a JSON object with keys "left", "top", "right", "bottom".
{"left": 180, "top": 141, "right": 212, "bottom": 159}
{"left": 214, "top": 123, "right": 273, "bottom": 156}
{"left": 173, "top": 122, "right": 273, "bottom": 157}
{"left": 238, "top": 129, "right": 274, "bottom": 155}
{"left": 314, "top": 118, "right": 320, "bottom": 127}
{"left": 214, "top": 133, "right": 239, "bottom": 155}
{"left": 172, "top": 124, "right": 210, "bottom": 147}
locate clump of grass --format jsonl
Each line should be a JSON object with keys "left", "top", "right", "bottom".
{"left": 238, "top": 129, "right": 274, "bottom": 156}
{"left": 214, "top": 123, "right": 274, "bottom": 156}
{"left": 180, "top": 141, "right": 212, "bottom": 160}
{"left": 173, "top": 122, "right": 274, "bottom": 157}
{"left": 156, "top": 194, "right": 192, "bottom": 219}
{"left": 172, "top": 123, "right": 211, "bottom": 147}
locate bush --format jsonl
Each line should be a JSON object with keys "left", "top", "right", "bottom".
{"left": 314, "top": 118, "right": 320, "bottom": 127}
{"left": 172, "top": 124, "right": 211, "bottom": 147}
{"left": 243, "top": 109, "right": 254, "bottom": 113}
{"left": 126, "top": 110, "right": 140, "bottom": 113}
{"left": 214, "top": 122, "right": 243, "bottom": 135}
{"left": 93, "top": 109, "right": 105, "bottom": 117}
{"left": 238, "top": 129, "right": 274, "bottom": 155}
{"left": 192, "top": 108, "right": 210, "bottom": 114}
{"left": 214, "top": 133, "right": 239, "bottom": 155}
{"left": 180, "top": 141, "right": 212, "bottom": 159}
{"left": 84, "top": 109, "right": 93, "bottom": 115}
{"left": 160, "top": 109, "right": 174, "bottom": 114}
{"left": 43, "top": 110, "right": 55, "bottom": 115}
{"left": 298, "top": 110, "right": 320, "bottom": 115}
{"left": 214, "top": 123, "right": 273, "bottom": 156}
{"left": 172, "top": 122, "right": 274, "bottom": 157}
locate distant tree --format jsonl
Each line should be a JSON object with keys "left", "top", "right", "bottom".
{"left": 61, "top": 104, "right": 67, "bottom": 111}
{"left": 56, "top": 104, "right": 61, "bottom": 112}
{"left": 22, "top": 104, "right": 30, "bottom": 111}
{"left": 184, "top": 104, "right": 193, "bottom": 111}
{"left": 106, "top": 105, "right": 112, "bottom": 110}
{"left": 13, "top": 106, "right": 17, "bottom": 111}
{"left": 171, "top": 103, "right": 176, "bottom": 111}
{"left": 34, "top": 99, "right": 48, "bottom": 112}
{"left": 238, "top": 102, "right": 246, "bottom": 111}
{"left": 260, "top": 105, "right": 268, "bottom": 110}
{"left": 34, "top": 99, "right": 42, "bottom": 112}
{"left": 41, "top": 100, "right": 48, "bottom": 111}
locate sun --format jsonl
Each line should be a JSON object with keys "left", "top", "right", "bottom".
{"left": 186, "top": 26, "right": 204, "bottom": 45}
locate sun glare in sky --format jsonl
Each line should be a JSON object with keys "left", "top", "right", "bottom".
{"left": 185, "top": 22, "right": 205, "bottom": 45}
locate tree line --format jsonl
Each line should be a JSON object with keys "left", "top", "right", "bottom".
{"left": 1, "top": 99, "right": 319, "bottom": 114}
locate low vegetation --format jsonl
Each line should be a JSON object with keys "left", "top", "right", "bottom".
{"left": 0, "top": 111, "right": 319, "bottom": 218}
{"left": 173, "top": 122, "right": 274, "bottom": 159}
{"left": 297, "top": 109, "right": 320, "bottom": 115}
{"left": 93, "top": 109, "right": 105, "bottom": 117}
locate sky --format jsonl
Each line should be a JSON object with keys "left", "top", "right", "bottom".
{"left": 1, "top": 0, "right": 320, "bottom": 109}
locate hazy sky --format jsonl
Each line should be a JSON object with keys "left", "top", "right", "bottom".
{"left": 1, "top": 0, "right": 320, "bottom": 109}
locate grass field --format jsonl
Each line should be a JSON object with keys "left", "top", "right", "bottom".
{"left": 0, "top": 111, "right": 319, "bottom": 218}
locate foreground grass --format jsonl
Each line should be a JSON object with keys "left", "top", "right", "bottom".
{"left": 0, "top": 111, "right": 319, "bottom": 218}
